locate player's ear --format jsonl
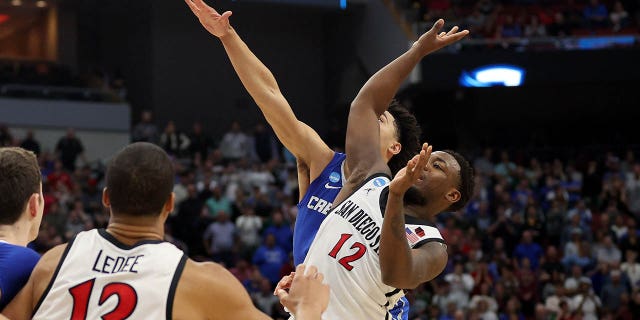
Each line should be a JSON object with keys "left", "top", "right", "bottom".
{"left": 102, "top": 187, "right": 111, "bottom": 208}
{"left": 164, "top": 192, "right": 175, "bottom": 215}
{"left": 388, "top": 142, "right": 401, "bottom": 156}
{"left": 445, "top": 188, "right": 461, "bottom": 204}
{"left": 27, "top": 193, "right": 40, "bottom": 218}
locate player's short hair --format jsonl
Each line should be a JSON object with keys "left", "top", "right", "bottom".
{"left": 0, "top": 147, "right": 41, "bottom": 225}
{"left": 443, "top": 150, "right": 475, "bottom": 212}
{"left": 106, "top": 142, "right": 174, "bottom": 216}
{"left": 387, "top": 100, "right": 422, "bottom": 175}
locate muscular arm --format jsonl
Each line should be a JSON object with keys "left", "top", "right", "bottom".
{"left": 379, "top": 145, "right": 447, "bottom": 289}
{"left": 175, "top": 261, "right": 325, "bottom": 320}
{"left": 184, "top": 0, "right": 333, "bottom": 181}
{"left": 344, "top": 20, "right": 469, "bottom": 180}
{"left": 379, "top": 191, "right": 447, "bottom": 289}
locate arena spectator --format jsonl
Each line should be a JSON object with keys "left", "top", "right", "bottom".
{"left": 131, "top": 110, "right": 159, "bottom": 143}
{"left": 55, "top": 128, "right": 85, "bottom": 171}
{"left": 160, "top": 121, "right": 191, "bottom": 157}
{"left": 252, "top": 233, "right": 288, "bottom": 286}
{"left": 220, "top": 121, "right": 250, "bottom": 162}
{"left": 19, "top": 130, "right": 40, "bottom": 156}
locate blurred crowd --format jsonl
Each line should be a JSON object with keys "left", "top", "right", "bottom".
{"left": 400, "top": 0, "right": 639, "bottom": 39}
{"left": 0, "top": 59, "right": 126, "bottom": 102}
{"left": 2, "top": 110, "right": 640, "bottom": 319}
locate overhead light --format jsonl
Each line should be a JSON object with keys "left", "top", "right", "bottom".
{"left": 11, "top": 0, "right": 22, "bottom": 6}
{"left": 460, "top": 65, "right": 526, "bottom": 87}
{"left": 36, "top": 0, "right": 47, "bottom": 7}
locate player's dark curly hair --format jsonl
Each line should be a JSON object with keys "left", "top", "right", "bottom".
{"left": 443, "top": 149, "right": 475, "bottom": 212}
{"left": 387, "top": 100, "right": 422, "bottom": 175}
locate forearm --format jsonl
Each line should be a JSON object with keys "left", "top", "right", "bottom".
{"left": 351, "top": 46, "right": 423, "bottom": 116}
{"left": 379, "top": 192, "right": 414, "bottom": 288}
{"left": 220, "top": 29, "right": 288, "bottom": 120}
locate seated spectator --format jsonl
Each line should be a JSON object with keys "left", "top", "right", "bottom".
{"left": 220, "top": 121, "right": 250, "bottom": 163}
{"left": 621, "top": 250, "right": 640, "bottom": 291}
{"left": 584, "top": 0, "right": 609, "bottom": 28}
{"left": 20, "top": 130, "right": 41, "bottom": 156}
{"left": 524, "top": 15, "right": 547, "bottom": 37}
{"left": 609, "top": 1, "right": 630, "bottom": 32}
{"left": 263, "top": 210, "right": 293, "bottom": 254}
{"left": 571, "top": 278, "right": 601, "bottom": 320}
{"left": 445, "top": 262, "right": 475, "bottom": 309}
{"left": 513, "top": 230, "right": 543, "bottom": 270}
{"left": 205, "top": 185, "right": 232, "bottom": 219}
{"left": 160, "top": 121, "right": 191, "bottom": 157}
{"left": 499, "top": 296, "right": 525, "bottom": 320}
{"left": 203, "top": 211, "right": 236, "bottom": 267}
{"left": 132, "top": 110, "right": 158, "bottom": 143}
{"left": 252, "top": 233, "right": 288, "bottom": 286}
{"left": 600, "top": 269, "right": 628, "bottom": 312}
{"left": 595, "top": 235, "right": 622, "bottom": 266}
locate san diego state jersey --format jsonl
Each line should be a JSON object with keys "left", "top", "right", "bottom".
{"left": 294, "top": 152, "right": 346, "bottom": 266}
{"left": 302, "top": 174, "right": 445, "bottom": 320}
{"left": 33, "top": 229, "right": 186, "bottom": 320}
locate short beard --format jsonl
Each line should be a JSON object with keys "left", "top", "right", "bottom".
{"left": 403, "top": 186, "right": 426, "bottom": 207}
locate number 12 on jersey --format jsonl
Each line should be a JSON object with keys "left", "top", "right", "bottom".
{"left": 328, "top": 233, "right": 366, "bottom": 271}
{"left": 69, "top": 278, "right": 138, "bottom": 320}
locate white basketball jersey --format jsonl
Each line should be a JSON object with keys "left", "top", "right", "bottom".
{"left": 302, "top": 174, "right": 445, "bottom": 320}
{"left": 33, "top": 229, "right": 186, "bottom": 320}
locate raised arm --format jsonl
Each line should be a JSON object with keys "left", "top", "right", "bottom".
{"left": 379, "top": 144, "right": 448, "bottom": 289}
{"left": 184, "top": 0, "right": 333, "bottom": 169}
{"left": 345, "top": 20, "right": 468, "bottom": 177}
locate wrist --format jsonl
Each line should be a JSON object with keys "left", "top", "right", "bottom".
{"left": 218, "top": 26, "right": 236, "bottom": 41}
{"left": 294, "top": 304, "right": 324, "bottom": 319}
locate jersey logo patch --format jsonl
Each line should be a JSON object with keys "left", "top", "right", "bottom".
{"left": 329, "top": 172, "right": 341, "bottom": 183}
{"left": 373, "top": 178, "right": 388, "bottom": 187}
{"left": 324, "top": 183, "right": 342, "bottom": 190}
{"left": 405, "top": 228, "right": 420, "bottom": 244}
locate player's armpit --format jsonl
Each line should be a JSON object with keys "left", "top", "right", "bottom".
{"left": 2, "top": 244, "right": 67, "bottom": 320}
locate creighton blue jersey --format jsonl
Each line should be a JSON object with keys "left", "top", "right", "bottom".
{"left": 294, "top": 152, "right": 346, "bottom": 266}
{"left": 0, "top": 241, "right": 40, "bottom": 309}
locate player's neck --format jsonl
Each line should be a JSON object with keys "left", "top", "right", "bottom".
{"left": 106, "top": 215, "right": 165, "bottom": 246}
{"left": 0, "top": 221, "right": 31, "bottom": 247}
{"left": 403, "top": 203, "right": 437, "bottom": 220}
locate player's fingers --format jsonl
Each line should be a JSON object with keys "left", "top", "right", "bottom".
{"left": 184, "top": 0, "right": 200, "bottom": 15}
{"left": 305, "top": 265, "right": 319, "bottom": 278}
{"left": 275, "top": 289, "right": 289, "bottom": 301}
{"left": 193, "top": 0, "right": 218, "bottom": 14}
{"left": 447, "top": 26, "right": 459, "bottom": 36}
{"left": 296, "top": 264, "right": 307, "bottom": 275}
{"left": 221, "top": 10, "right": 233, "bottom": 20}
{"left": 316, "top": 272, "right": 324, "bottom": 282}
{"left": 430, "top": 18, "right": 445, "bottom": 34}
{"left": 448, "top": 30, "right": 469, "bottom": 44}
{"left": 439, "top": 32, "right": 446, "bottom": 37}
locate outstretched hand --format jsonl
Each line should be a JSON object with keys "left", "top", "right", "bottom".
{"left": 389, "top": 143, "right": 432, "bottom": 196}
{"left": 413, "top": 19, "right": 469, "bottom": 56}
{"left": 184, "top": 0, "right": 233, "bottom": 38}
{"left": 276, "top": 265, "right": 329, "bottom": 317}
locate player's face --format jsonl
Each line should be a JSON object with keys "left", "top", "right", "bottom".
{"left": 414, "top": 151, "right": 461, "bottom": 207}
{"left": 378, "top": 111, "right": 400, "bottom": 159}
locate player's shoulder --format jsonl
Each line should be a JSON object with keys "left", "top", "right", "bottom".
{"left": 178, "top": 260, "right": 243, "bottom": 298}
{"left": 32, "top": 243, "right": 68, "bottom": 281}
{"left": 173, "top": 259, "right": 260, "bottom": 319}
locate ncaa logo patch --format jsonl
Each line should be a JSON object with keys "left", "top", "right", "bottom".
{"left": 373, "top": 178, "right": 388, "bottom": 187}
{"left": 329, "top": 172, "right": 341, "bottom": 183}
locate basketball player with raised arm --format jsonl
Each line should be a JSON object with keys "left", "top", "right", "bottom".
{"left": 0, "top": 148, "right": 43, "bottom": 311}
{"left": 2, "top": 143, "right": 328, "bottom": 320}
{"left": 292, "top": 24, "right": 475, "bottom": 317}
{"left": 184, "top": 1, "right": 467, "bottom": 317}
